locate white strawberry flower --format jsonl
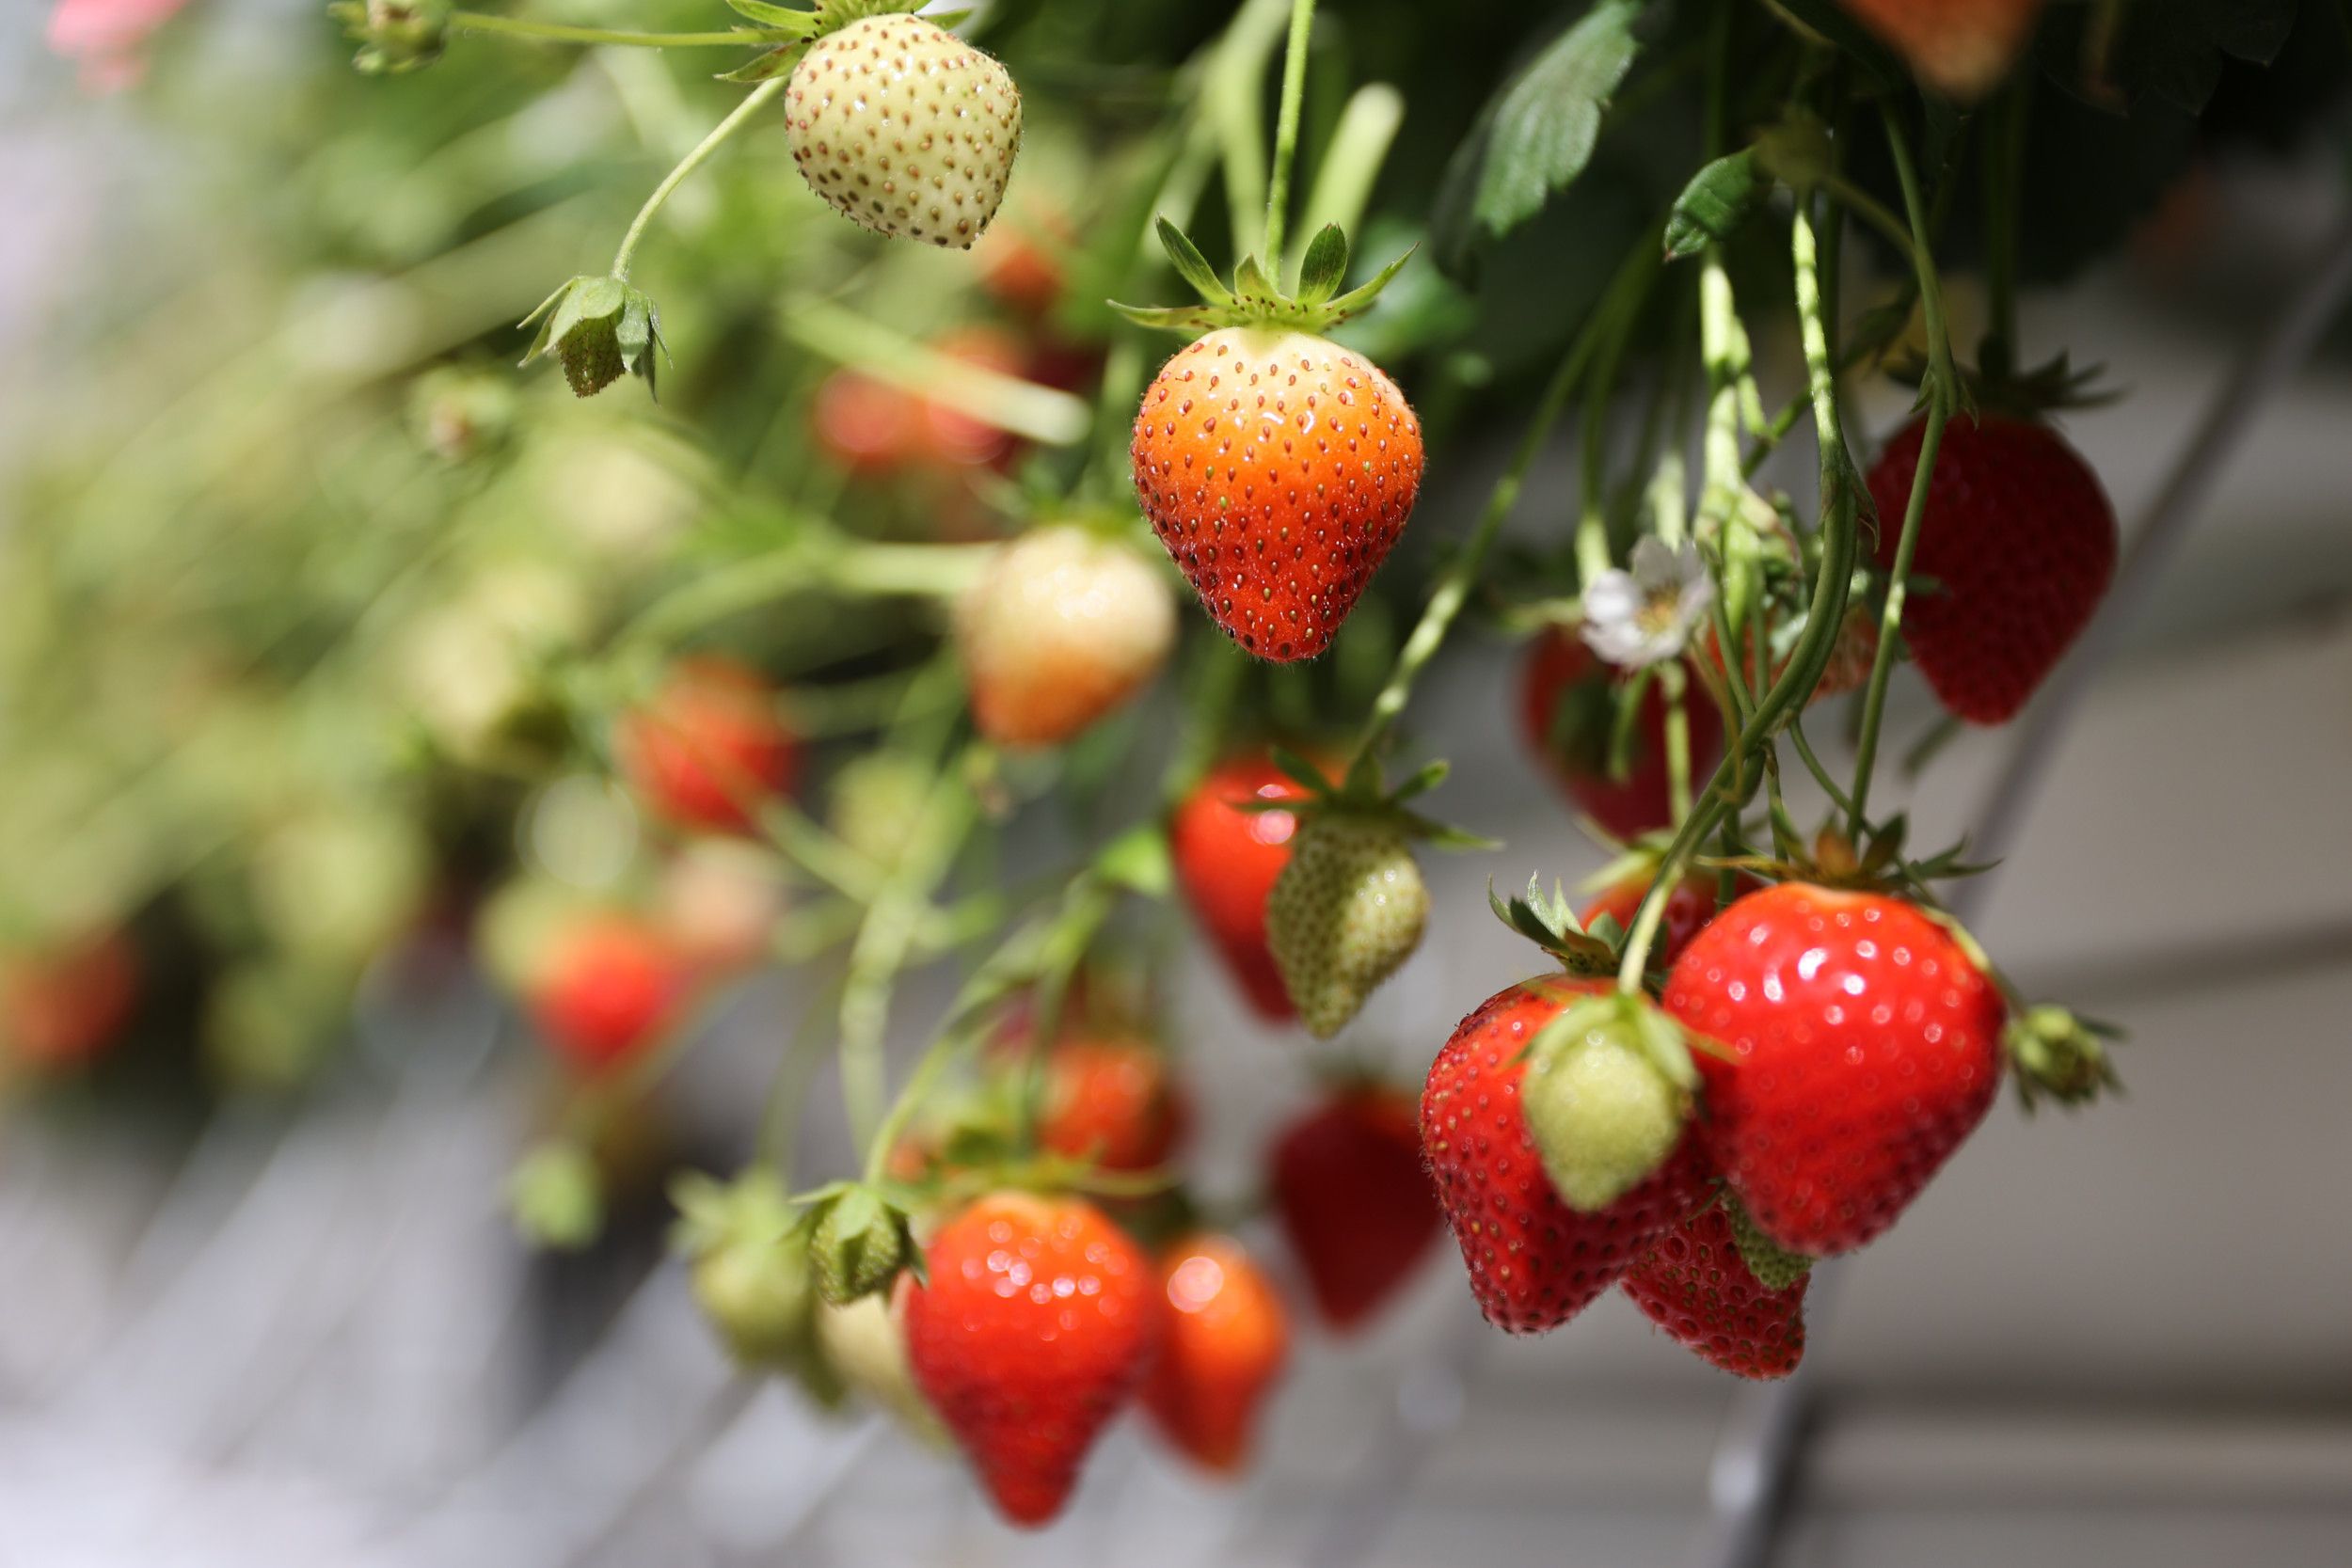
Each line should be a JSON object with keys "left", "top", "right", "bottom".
{"left": 1580, "top": 538, "right": 1715, "bottom": 670}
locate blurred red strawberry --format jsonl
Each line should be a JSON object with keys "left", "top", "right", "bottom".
{"left": 617, "top": 657, "right": 799, "bottom": 835}
{"left": 1269, "top": 1086, "right": 1441, "bottom": 1331}
{"left": 1170, "top": 751, "right": 1326, "bottom": 1022}
{"left": 528, "top": 913, "right": 690, "bottom": 1074}
{"left": 1, "top": 928, "right": 139, "bottom": 1069}
{"left": 1517, "top": 628, "right": 1723, "bottom": 841}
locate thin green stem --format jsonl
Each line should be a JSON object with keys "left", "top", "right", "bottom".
{"left": 1981, "top": 85, "right": 2028, "bottom": 363}
{"left": 1350, "top": 233, "right": 1659, "bottom": 768}
{"left": 1848, "top": 104, "right": 1955, "bottom": 833}
{"left": 1263, "top": 0, "right": 1320, "bottom": 269}
{"left": 838, "top": 754, "right": 983, "bottom": 1149}
{"left": 453, "top": 11, "right": 760, "bottom": 49}
{"left": 1616, "top": 190, "right": 1858, "bottom": 990}
{"left": 1661, "top": 662, "right": 1692, "bottom": 825}
{"left": 612, "top": 78, "right": 786, "bottom": 280}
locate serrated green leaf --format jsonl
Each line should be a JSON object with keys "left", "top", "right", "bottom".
{"left": 1295, "top": 224, "right": 1350, "bottom": 305}
{"left": 1430, "top": 0, "right": 1645, "bottom": 277}
{"left": 1662, "top": 149, "right": 1770, "bottom": 261}
{"left": 1155, "top": 217, "right": 1232, "bottom": 306}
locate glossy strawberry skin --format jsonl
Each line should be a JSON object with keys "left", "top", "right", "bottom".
{"left": 1421, "top": 977, "right": 1707, "bottom": 1334}
{"left": 1517, "top": 629, "right": 1724, "bottom": 842}
{"left": 617, "top": 658, "right": 799, "bottom": 835}
{"left": 1268, "top": 1087, "right": 1441, "bottom": 1331}
{"left": 1620, "top": 1197, "right": 1808, "bottom": 1380}
{"left": 1867, "top": 414, "right": 2116, "bottom": 725}
{"left": 1581, "top": 873, "right": 1756, "bottom": 973}
{"left": 1144, "top": 1233, "right": 1290, "bottom": 1474}
{"left": 1170, "top": 752, "right": 1317, "bottom": 1021}
{"left": 528, "top": 914, "right": 687, "bottom": 1074}
{"left": 1039, "top": 1036, "right": 1187, "bottom": 1173}
{"left": 1663, "top": 883, "right": 2006, "bottom": 1257}
{"left": 904, "top": 1193, "right": 1163, "bottom": 1528}
{"left": 1131, "top": 327, "right": 1423, "bottom": 662}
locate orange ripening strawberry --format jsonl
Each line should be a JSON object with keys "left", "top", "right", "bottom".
{"left": 1581, "top": 872, "right": 1757, "bottom": 973}
{"left": 904, "top": 1192, "right": 1163, "bottom": 1527}
{"left": 955, "top": 525, "right": 1175, "bottom": 747}
{"left": 1144, "top": 1233, "right": 1290, "bottom": 1474}
{"left": 1421, "top": 976, "right": 1707, "bottom": 1333}
{"left": 0, "top": 927, "right": 139, "bottom": 1070}
{"left": 1838, "top": 0, "right": 2044, "bottom": 101}
{"left": 1268, "top": 1085, "right": 1441, "bottom": 1330}
{"left": 811, "top": 368, "right": 921, "bottom": 475}
{"left": 1663, "top": 883, "right": 2006, "bottom": 1257}
{"left": 1170, "top": 750, "right": 1324, "bottom": 1021}
{"left": 1620, "top": 1196, "right": 1809, "bottom": 1380}
{"left": 1866, "top": 413, "right": 2116, "bottom": 725}
{"left": 1038, "top": 1035, "right": 1188, "bottom": 1173}
{"left": 617, "top": 657, "right": 799, "bottom": 835}
{"left": 1518, "top": 628, "right": 1724, "bottom": 841}
{"left": 528, "top": 913, "right": 689, "bottom": 1074}
{"left": 1132, "top": 327, "right": 1422, "bottom": 661}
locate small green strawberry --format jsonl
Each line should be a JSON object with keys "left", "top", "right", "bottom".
{"left": 785, "top": 13, "right": 1023, "bottom": 249}
{"left": 1520, "top": 990, "right": 1698, "bottom": 1212}
{"left": 1722, "top": 1190, "right": 1813, "bottom": 1292}
{"left": 1266, "top": 812, "right": 1428, "bottom": 1039}
{"left": 809, "top": 1183, "right": 915, "bottom": 1306}
{"left": 519, "top": 275, "right": 667, "bottom": 399}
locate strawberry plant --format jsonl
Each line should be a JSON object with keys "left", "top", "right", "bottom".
{"left": 6, "top": 0, "right": 2334, "bottom": 1536}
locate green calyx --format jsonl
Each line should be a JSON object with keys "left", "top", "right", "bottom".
{"left": 1240, "top": 748, "right": 1496, "bottom": 852}
{"left": 808, "top": 1183, "right": 918, "bottom": 1306}
{"left": 2005, "top": 1005, "right": 2123, "bottom": 1112}
{"left": 520, "top": 276, "right": 669, "bottom": 400}
{"left": 1521, "top": 991, "right": 1696, "bottom": 1212}
{"left": 330, "top": 0, "right": 451, "bottom": 74}
{"left": 1109, "top": 219, "right": 1412, "bottom": 337}
{"left": 672, "top": 1169, "right": 825, "bottom": 1376}
{"left": 1722, "top": 1190, "right": 1814, "bottom": 1290}
{"left": 1489, "top": 874, "right": 1619, "bottom": 978}
{"left": 717, "top": 1, "right": 971, "bottom": 84}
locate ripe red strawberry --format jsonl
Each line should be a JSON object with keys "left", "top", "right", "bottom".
{"left": 811, "top": 368, "right": 921, "bottom": 475}
{"left": 1037, "top": 1034, "right": 1187, "bottom": 1173}
{"left": 904, "top": 1192, "right": 1162, "bottom": 1527}
{"left": 1131, "top": 327, "right": 1423, "bottom": 662}
{"left": 1144, "top": 1233, "right": 1290, "bottom": 1474}
{"left": 1619, "top": 1196, "right": 1809, "bottom": 1380}
{"left": 955, "top": 525, "right": 1175, "bottom": 747}
{"left": 1421, "top": 976, "right": 1707, "bottom": 1334}
{"left": 1268, "top": 1086, "right": 1441, "bottom": 1331}
{"left": 1169, "top": 750, "right": 1322, "bottom": 1021}
{"left": 1837, "top": 0, "right": 2044, "bottom": 100}
{"left": 1517, "top": 628, "right": 1724, "bottom": 841}
{"left": 528, "top": 913, "right": 689, "bottom": 1074}
{"left": 1866, "top": 414, "right": 2116, "bottom": 725}
{"left": 0, "top": 928, "right": 139, "bottom": 1069}
{"left": 979, "top": 208, "right": 1070, "bottom": 318}
{"left": 1663, "top": 883, "right": 2006, "bottom": 1256}
{"left": 1580, "top": 872, "right": 1756, "bottom": 972}
{"left": 617, "top": 657, "right": 799, "bottom": 834}
{"left": 784, "top": 13, "right": 1023, "bottom": 249}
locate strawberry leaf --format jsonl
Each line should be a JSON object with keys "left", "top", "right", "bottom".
{"left": 725, "top": 0, "right": 821, "bottom": 31}
{"left": 1429, "top": 0, "right": 1645, "bottom": 279}
{"left": 1662, "top": 149, "right": 1770, "bottom": 261}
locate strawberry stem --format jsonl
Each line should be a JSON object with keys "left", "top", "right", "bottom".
{"left": 612, "top": 77, "right": 787, "bottom": 282}
{"left": 1262, "top": 0, "right": 1320, "bottom": 274}
{"left": 1847, "top": 104, "right": 1956, "bottom": 835}
{"left": 1349, "top": 231, "right": 1661, "bottom": 769}
{"left": 452, "top": 13, "right": 763, "bottom": 50}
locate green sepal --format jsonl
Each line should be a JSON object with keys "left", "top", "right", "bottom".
{"left": 1663, "top": 149, "right": 1772, "bottom": 261}
{"left": 719, "top": 42, "right": 810, "bottom": 83}
{"left": 1722, "top": 1191, "right": 1815, "bottom": 1289}
{"left": 809, "top": 1184, "right": 915, "bottom": 1306}
{"left": 1093, "top": 822, "right": 1173, "bottom": 897}
{"left": 330, "top": 0, "right": 450, "bottom": 75}
{"left": 1295, "top": 224, "right": 1350, "bottom": 306}
{"left": 724, "top": 0, "right": 824, "bottom": 31}
{"left": 1488, "top": 874, "right": 1617, "bottom": 977}
{"left": 1156, "top": 218, "right": 1233, "bottom": 308}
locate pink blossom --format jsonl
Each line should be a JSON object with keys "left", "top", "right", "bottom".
{"left": 46, "top": 0, "right": 194, "bottom": 92}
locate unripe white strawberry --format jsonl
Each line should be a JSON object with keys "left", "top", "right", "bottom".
{"left": 785, "top": 13, "right": 1023, "bottom": 249}
{"left": 955, "top": 524, "right": 1175, "bottom": 747}
{"left": 1265, "top": 812, "right": 1428, "bottom": 1039}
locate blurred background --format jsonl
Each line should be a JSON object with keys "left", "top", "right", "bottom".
{"left": 4, "top": 3, "right": 2352, "bottom": 1566}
